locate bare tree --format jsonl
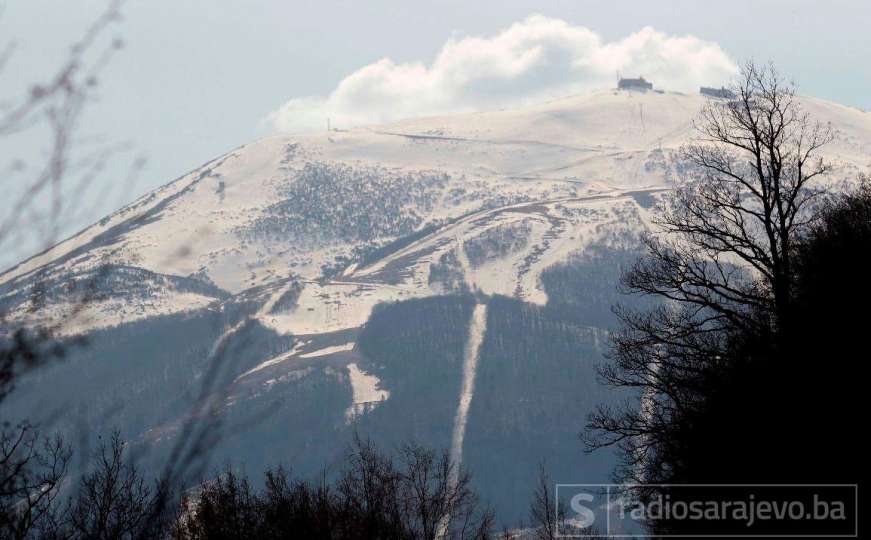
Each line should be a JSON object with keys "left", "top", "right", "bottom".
{"left": 339, "top": 437, "right": 493, "bottom": 540}
{"left": 395, "top": 442, "right": 492, "bottom": 540}
{"left": 0, "top": 0, "right": 131, "bottom": 388}
{"left": 0, "top": 5, "right": 130, "bottom": 537}
{"left": 0, "top": 0, "right": 128, "bottom": 257}
{"left": 1, "top": 7, "right": 238, "bottom": 537}
{"left": 173, "top": 438, "right": 494, "bottom": 540}
{"left": 0, "top": 424, "right": 70, "bottom": 540}
{"left": 638, "top": 61, "right": 833, "bottom": 334}
{"left": 57, "top": 433, "right": 169, "bottom": 540}
{"left": 527, "top": 466, "right": 564, "bottom": 540}
{"left": 585, "top": 61, "right": 834, "bottom": 484}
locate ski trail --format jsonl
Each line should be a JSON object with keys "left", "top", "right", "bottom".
{"left": 449, "top": 303, "right": 488, "bottom": 478}
{"left": 439, "top": 303, "right": 487, "bottom": 538}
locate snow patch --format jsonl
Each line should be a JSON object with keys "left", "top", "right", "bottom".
{"left": 237, "top": 339, "right": 310, "bottom": 380}
{"left": 449, "top": 304, "right": 488, "bottom": 472}
{"left": 344, "top": 363, "right": 390, "bottom": 421}
{"left": 298, "top": 342, "right": 355, "bottom": 359}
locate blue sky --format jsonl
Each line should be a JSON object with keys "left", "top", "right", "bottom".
{"left": 2, "top": 0, "right": 869, "bottom": 266}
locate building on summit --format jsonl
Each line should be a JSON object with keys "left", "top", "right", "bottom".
{"left": 618, "top": 77, "right": 653, "bottom": 91}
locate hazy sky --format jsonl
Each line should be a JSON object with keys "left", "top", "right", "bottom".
{"left": 2, "top": 0, "right": 869, "bottom": 265}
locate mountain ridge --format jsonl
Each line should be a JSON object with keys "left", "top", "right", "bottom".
{"left": 7, "top": 89, "right": 868, "bottom": 338}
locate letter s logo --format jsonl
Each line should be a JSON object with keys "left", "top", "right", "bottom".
{"left": 570, "top": 492, "right": 596, "bottom": 529}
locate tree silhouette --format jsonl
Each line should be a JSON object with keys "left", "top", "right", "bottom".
{"left": 585, "top": 63, "right": 865, "bottom": 536}
{"left": 586, "top": 61, "right": 834, "bottom": 486}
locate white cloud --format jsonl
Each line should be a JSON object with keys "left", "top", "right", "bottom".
{"left": 268, "top": 15, "right": 736, "bottom": 133}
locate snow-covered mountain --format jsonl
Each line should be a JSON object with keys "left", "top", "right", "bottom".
{"left": 2, "top": 89, "right": 869, "bottom": 522}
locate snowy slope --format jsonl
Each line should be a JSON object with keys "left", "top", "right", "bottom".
{"left": 1, "top": 89, "right": 869, "bottom": 339}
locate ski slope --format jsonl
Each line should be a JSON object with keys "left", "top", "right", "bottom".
{"left": 1, "top": 89, "right": 869, "bottom": 340}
